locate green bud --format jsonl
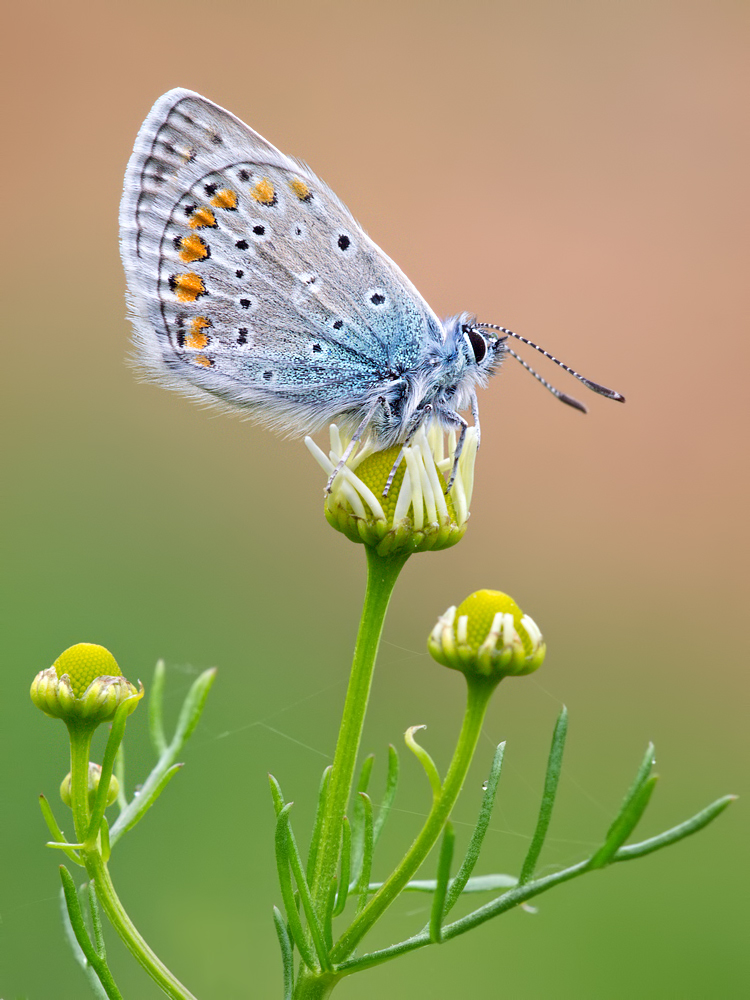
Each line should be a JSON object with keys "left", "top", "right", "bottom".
{"left": 306, "top": 424, "right": 477, "bottom": 556}
{"left": 31, "top": 643, "right": 141, "bottom": 726}
{"left": 428, "top": 590, "right": 546, "bottom": 685}
{"left": 60, "top": 762, "right": 120, "bottom": 810}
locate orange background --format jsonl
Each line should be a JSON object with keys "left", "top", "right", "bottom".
{"left": 2, "top": 1, "right": 747, "bottom": 997}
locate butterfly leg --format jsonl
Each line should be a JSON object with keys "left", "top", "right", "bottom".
{"left": 382, "top": 403, "right": 434, "bottom": 498}
{"left": 443, "top": 411, "right": 469, "bottom": 490}
{"left": 325, "top": 406, "right": 379, "bottom": 493}
{"left": 470, "top": 390, "right": 481, "bottom": 448}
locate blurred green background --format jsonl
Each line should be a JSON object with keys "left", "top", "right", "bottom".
{"left": 2, "top": 1, "right": 747, "bottom": 997}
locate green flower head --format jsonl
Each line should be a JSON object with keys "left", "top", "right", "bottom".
{"left": 31, "top": 643, "right": 141, "bottom": 726}
{"left": 428, "top": 590, "right": 546, "bottom": 685}
{"left": 306, "top": 424, "right": 477, "bottom": 556}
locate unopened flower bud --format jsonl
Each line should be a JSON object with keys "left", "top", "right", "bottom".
{"left": 60, "top": 762, "right": 120, "bottom": 810}
{"left": 428, "top": 590, "right": 545, "bottom": 685}
{"left": 306, "top": 424, "right": 477, "bottom": 556}
{"left": 31, "top": 643, "right": 141, "bottom": 726}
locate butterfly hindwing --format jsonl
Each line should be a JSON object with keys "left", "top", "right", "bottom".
{"left": 120, "top": 89, "right": 443, "bottom": 434}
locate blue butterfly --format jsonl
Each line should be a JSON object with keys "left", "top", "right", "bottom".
{"left": 120, "top": 89, "right": 623, "bottom": 482}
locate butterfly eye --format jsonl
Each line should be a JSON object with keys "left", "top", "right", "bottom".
{"left": 465, "top": 328, "right": 487, "bottom": 364}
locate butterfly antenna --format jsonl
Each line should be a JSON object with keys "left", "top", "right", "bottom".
{"left": 506, "top": 347, "right": 588, "bottom": 412}
{"left": 478, "top": 323, "right": 626, "bottom": 403}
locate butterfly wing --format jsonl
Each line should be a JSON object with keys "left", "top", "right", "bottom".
{"left": 120, "top": 89, "right": 444, "bottom": 436}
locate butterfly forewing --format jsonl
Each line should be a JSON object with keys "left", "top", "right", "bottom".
{"left": 120, "top": 89, "right": 443, "bottom": 435}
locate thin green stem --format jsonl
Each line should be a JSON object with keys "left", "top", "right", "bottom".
{"left": 66, "top": 723, "right": 96, "bottom": 844}
{"left": 83, "top": 852, "right": 198, "bottom": 1000}
{"left": 331, "top": 678, "right": 495, "bottom": 962}
{"left": 309, "top": 547, "right": 408, "bottom": 913}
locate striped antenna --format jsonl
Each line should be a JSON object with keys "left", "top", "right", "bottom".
{"left": 478, "top": 323, "right": 626, "bottom": 404}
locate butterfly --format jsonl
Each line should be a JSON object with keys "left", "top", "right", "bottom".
{"left": 120, "top": 89, "right": 624, "bottom": 484}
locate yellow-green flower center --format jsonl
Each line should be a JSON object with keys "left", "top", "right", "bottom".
{"left": 54, "top": 643, "right": 122, "bottom": 698}
{"left": 454, "top": 590, "right": 533, "bottom": 656}
{"left": 355, "top": 446, "right": 457, "bottom": 523}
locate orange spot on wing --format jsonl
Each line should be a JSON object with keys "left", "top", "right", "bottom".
{"left": 170, "top": 272, "right": 207, "bottom": 302}
{"left": 193, "top": 354, "right": 213, "bottom": 367}
{"left": 210, "top": 188, "right": 238, "bottom": 210}
{"left": 185, "top": 316, "right": 211, "bottom": 349}
{"left": 179, "top": 234, "right": 209, "bottom": 263}
{"left": 289, "top": 178, "right": 311, "bottom": 201}
{"left": 251, "top": 178, "right": 276, "bottom": 205}
{"left": 188, "top": 206, "right": 217, "bottom": 229}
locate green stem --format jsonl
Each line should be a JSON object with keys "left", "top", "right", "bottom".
{"left": 66, "top": 722, "right": 96, "bottom": 844}
{"left": 83, "top": 852, "right": 198, "bottom": 1000}
{"left": 331, "top": 677, "right": 495, "bottom": 962}
{"left": 309, "top": 547, "right": 408, "bottom": 913}
{"left": 296, "top": 548, "right": 408, "bottom": 1000}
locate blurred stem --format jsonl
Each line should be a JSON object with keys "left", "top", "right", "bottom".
{"left": 83, "top": 852, "right": 198, "bottom": 1000}
{"left": 308, "top": 547, "right": 408, "bottom": 913}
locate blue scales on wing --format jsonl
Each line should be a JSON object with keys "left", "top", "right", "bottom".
{"left": 119, "top": 89, "right": 444, "bottom": 437}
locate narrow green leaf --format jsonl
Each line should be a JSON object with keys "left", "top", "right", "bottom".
{"left": 88, "top": 696, "right": 136, "bottom": 843}
{"left": 519, "top": 708, "right": 568, "bottom": 885}
{"left": 148, "top": 659, "right": 168, "bottom": 755}
{"left": 268, "top": 773, "right": 285, "bottom": 816}
{"left": 587, "top": 743, "right": 658, "bottom": 870}
{"left": 368, "top": 873, "right": 517, "bottom": 894}
{"left": 87, "top": 882, "right": 106, "bottom": 959}
{"left": 589, "top": 775, "right": 658, "bottom": 869}
{"left": 110, "top": 665, "right": 215, "bottom": 846}
{"left": 113, "top": 745, "right": 127, "bottom": 812}
{"left": 429, "top": 822, "right": 455, "bottom": 943}
{"left": 334, "top": 817, "right": 352, "bottom": 916}
{"left": 172, "top": 667, "right": 217, "bottom": 746}
{"left": 614, "top": 794, "right": 736, "bottom": 862}
{"left": 39, "top": 795, "right": 81, "bottom": 865}
{"left": 444, "top": 742, "right": 505, "bottom": 915}
{"left": 405, "top": 726, "right": 442, "bottom": 801}
{"left": 349, "top": 754, "right": 375, "bottom": 884}
{"left": 373, "top": 744, "right": 399, "bottom": 847}
{"left": 59, "top": 867, "right": 123, "bottom": 1000}
{"left": 323, "top": 877, "right": 337, "bottom": 950}
{"left": 109, "top": 764, "right": 182, "bottom": 841}
{"left": 355, "top": 793, "right": 374, "bottom": 915}
{"left": 272, "top": 905, "right": 295, "bottom": 1000}
{"left": 100, "top": 816, "right": 111, "bottom": 863}
{"left": 278, "top": 803, "right": 332, "bottom": 971}
{"left": 604, "top": 741, "right": 656, "bottom": 842}
{"left": 307, "top": 765, "right": 332, "bottom": 883}
{"left": 274, "top": 804, "right": 317, "bottom": 970}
